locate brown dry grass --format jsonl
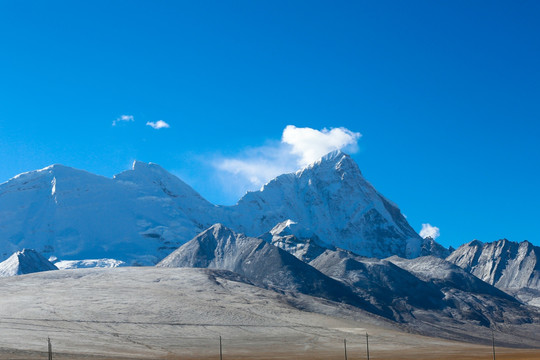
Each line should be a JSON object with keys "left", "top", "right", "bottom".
{"left": 1, "top": 346, "right": 539, "bottom": 360}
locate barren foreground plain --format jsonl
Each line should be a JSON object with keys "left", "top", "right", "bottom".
{"left": 0, "top": 268, "right": 538, "bottom": 360}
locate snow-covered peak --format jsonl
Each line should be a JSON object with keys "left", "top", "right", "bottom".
{"left": 225, "top": 151, "right": 425, "bottom": 258}
{"left": 304, "top": 150, "right": 351, "bottom": 169}
{"left": 2, "top": 163, "right": 107, "bottom": 189}
{"left": 0, "top": 249, "right": 58, "bottom": 277}
{"left": 114, "top": 161, "right": 211, "bottom": 205}
{"left": 130, "top": 160, "right": 169, "bottom": 174}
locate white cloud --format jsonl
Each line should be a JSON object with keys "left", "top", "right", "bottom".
{"left": 419, "top": 223, "right": 440, "bottom": 240}
{"left": 214, "top": 125, "right": 361, "bottom": 198}
{"left": 112, "top": 114, "right": 134, "bottom": 126}
{"left": 146, "top": 120, "right": 170, "bottom": 129}
{"left": 215, "top": 144, "right": 295, "bottom": 188}
{"left": 282, "top": 125, "right": 361, "bottom": 167}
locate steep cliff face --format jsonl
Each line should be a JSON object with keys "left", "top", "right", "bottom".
{"left": 447, "top": 239, "right": 540, "bottom": 291}
{"left": 447, "top": 239, "right": 540, "bottom": 306}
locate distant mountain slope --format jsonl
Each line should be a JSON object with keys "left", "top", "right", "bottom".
{"left": 0, "top": 249, "right": 57, "bottom": 277}
{"left": 310, "top": 250, "right": 444, "bottom": 322}
{"left": 223, "top": 151, "right": 426, "bottom": 258}
{"left": 304, "top": 246, "right": 533, "bottom": 328}
{"left": 384, "top": 255, "right": 536, "bottom": 328}
{"left": 446, "top": 239, "right": 540, "bottom": 305}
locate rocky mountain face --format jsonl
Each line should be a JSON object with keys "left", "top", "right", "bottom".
{"left": 447, "top": 239, "right": 540, "bottom": 305}
{"left": 159, "top": 224, "right": 540, "bottom": 340}
{"left": 0, "top": 151, "right": 440, "bottom": 265}
{"left": 157, "top": 224, "right": 373, "bottom": 311}
{"left": 0, "top": 249, "right": 57, "bottom": 277}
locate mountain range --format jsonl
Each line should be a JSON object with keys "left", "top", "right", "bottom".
{"left": 1, "top": 151, "right": 539, "bottom": 348}
{"left": 0, "top": 151, "right": 428, "bottom": 265}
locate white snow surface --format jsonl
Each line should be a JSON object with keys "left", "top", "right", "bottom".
{"left": 54, "top": 258, "right": 126, "bottom": 269}
{"left": 0, "top": 151, "right": 433, "bottom": 265}
{"left": 0, "top": 162, "right": 218, "bottom": 265}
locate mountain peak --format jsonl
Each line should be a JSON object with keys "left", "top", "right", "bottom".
{"left": 206, "top": 223, "right": 235, "bottom": 238}
{"left": 7, "top": 163, "right": 89, "bottom": 183}
{"left": 0, "top": 249, "right": 58, "bottom": 277}
{"left": 468, "top": 239, "right": 484, "bottom": 247}
{"left": 319, "top": 150, "right": 347, "bottom": 163}
{"left": 130, "top": 160, "right": 170, "bottom": 175}
{"left": 229, "top": 150, "right": 424, "bottom": 259}
{"left": 303, "top": 150, "right": 355, "bottom": 171}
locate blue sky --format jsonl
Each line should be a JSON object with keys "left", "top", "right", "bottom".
{"left": 0, "top": 1, "right": 539, "bottom": 248}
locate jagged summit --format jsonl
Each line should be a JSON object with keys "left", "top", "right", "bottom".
{"left": 0, "top": 249, "right": 57, "bottom": 277}
{"left": 447, "top": 239, "right": 540, "bottom": 293}
{"left": 302, "top": 149, "right": 352, "bottom": 169}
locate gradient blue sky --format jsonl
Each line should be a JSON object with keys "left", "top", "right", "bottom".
{"left": 1, "top": 1, "right": 539, "bottom": 248}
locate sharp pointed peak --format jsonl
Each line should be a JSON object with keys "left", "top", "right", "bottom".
{"left": 299, "top": 150, "right": 359, "bottom": 174}
{"left": 320, "top": 149, "right": 348, "bottom": 161}
{"left": 201, "top": 223, "right": 237, "bottom": 237}
{"left": 468, "top": 239, "right": 484, "bottom": 247}
{"left": 307, "top": 150, "right": 349, "bottom": 166}
{"left": 115, "top": 160, "right": 176, "bottom": 180}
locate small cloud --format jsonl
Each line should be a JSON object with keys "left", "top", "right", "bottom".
{"left": 146, "top": 120, "right": 170, "bottom": 129}
{"left": 419, "top": 223, "right": 440, "bottom": 240}
{"left": 112, "top": 114, "right": 134, "bottom": 126}
{"left": 282, "top": 125, "right": 361, "bottom": 167}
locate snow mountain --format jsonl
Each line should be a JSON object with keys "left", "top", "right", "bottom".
{"left": 0, "top": 151, "right": 444, "bottom": 265}
{"left": 0, "top": 162, "right": 218, "bottom": 265}
{"left": 223, "top": 151, "right": 425, "bottom": 258}
{"left": 447, "top": 239, "right": 540, "bottom": 306}
{"left": 0, "top": 249, "right": 58, "bottom": 277}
